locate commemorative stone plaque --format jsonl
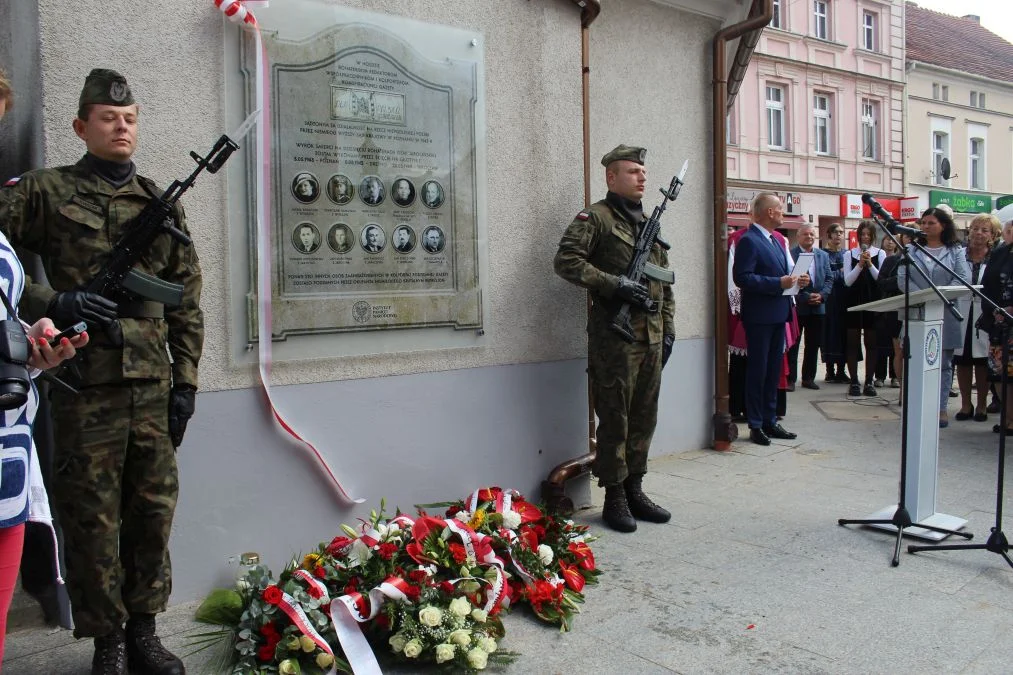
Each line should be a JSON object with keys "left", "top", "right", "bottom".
{"left": 238, "top": 5, "right": 484, "bottom": 346}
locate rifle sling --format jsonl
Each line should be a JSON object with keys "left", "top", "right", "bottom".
{"left": 117, "top": 300, "right": 165, "bottom": 319}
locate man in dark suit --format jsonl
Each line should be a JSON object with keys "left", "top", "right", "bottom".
{"left": 732, "top": 193, "right": 809, "bottom": 445}
{"left": 788, "top": 223, "right": 833, "bottom": 390}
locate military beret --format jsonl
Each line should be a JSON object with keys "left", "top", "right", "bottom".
{"left": 79, "top": 68, "right": 135, "bottom": 110}
{"left": 601, "top": 144, "right": 646, "bottom": 167}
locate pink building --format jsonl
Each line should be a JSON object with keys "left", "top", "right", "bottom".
{"left": 726, "top": 0, "right": 906, "bottom": 241}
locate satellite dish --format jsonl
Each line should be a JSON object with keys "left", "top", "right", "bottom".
{"left": 941, "top": 158, "right": 951, "bottom": 180}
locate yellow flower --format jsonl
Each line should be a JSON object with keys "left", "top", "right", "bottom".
{"left": 316, "top": 652, "right": 335, "bottom": 668}
{"left": 301, "top": 553, "right": 321, "bottom": 570}
{"left": 468, "top": 509, "right": 487, "bottom": 529}
{"left": 279, "top": 660, "right": 298, "bottom": 675}
{"left": 300, "top": 635, "right": 316, "bottom": 652}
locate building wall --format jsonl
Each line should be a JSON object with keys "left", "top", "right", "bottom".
{"left": 727, "top": 0, "right": 906, "bottom": 241}
{"left": 16, "top": 0, "right": 738, "bottom": 600}
{"left": 905, "top": 63, "right": 1013, "bottom": 227}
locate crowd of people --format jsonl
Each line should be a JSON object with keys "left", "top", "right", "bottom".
{"left": 728, "top": 196, "right": 1013, "bottom": 443}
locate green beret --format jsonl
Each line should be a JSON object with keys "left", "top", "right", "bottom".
{"left": 601, "top": 144, "right": 646, "bottom": 167}
{"left": 79, "top": 68, "right": 135, "bottom": 110}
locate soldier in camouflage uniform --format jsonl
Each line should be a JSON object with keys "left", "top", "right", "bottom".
{"left": 0, "top": 69, "right": 202, "bottom": 675}
{"left": 554, "top": 145, "right": 675, "bottom": 533}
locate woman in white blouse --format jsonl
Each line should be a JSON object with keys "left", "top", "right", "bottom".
{"left": 843, "top": 220, "right": 887, "bottom": 397}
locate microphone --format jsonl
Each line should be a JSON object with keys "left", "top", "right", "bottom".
{"left": 861, "top": 194, "right": 925, "bottom": 240}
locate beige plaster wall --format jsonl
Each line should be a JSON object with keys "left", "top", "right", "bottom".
{"left": 37, "top": 0, "right": 716, "bottom": 393}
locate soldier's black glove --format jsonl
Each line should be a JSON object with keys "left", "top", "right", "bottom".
{"left": 168, "top": 385, "right": 197, "bottom": 448}
{"left": 662, "top": 334, "right": 675, "bottom": 368}
{"left": 48, "top": 291, "right": 118, "bottom": 329}
{"left": 615, "top": 275, "right": 650, "bottom": 307}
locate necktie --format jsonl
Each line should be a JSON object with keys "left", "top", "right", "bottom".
{"left": 769, "top": 235, "right": 786, "bottom": 273}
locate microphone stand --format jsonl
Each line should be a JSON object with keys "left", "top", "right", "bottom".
{"left": 909, "top": 249, "right": 1013, "bottom": 568}
{"left": 838, "top": 214, "right": 973, "bottom": 565}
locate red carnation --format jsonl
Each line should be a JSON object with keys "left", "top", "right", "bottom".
{"left": 409, "top": 568, "right": 428, "bottom": 583}
{"left": 261, "top": 585, "right": 282, "bottom": 605}
{"left": 448, "top": 542, "right": 468, "bottom": 564}
{"left": 439, "top": 581, "right": 455, "bottom": 594}
{"left": 257, "top": 644, "right": 276, "bottom": 661}
{"left": 327, "top": 536, "right": 354, "bottom": 556}
{"left": 404, "top": 584, "right": 421, "bottom": 602}
{"left": 343, "top": 583, "right": 358, "bottom": 596}
{"left": 313, "top": 565, "right": 327, "bottom": 579}
{"left": 377, "top": 542, "right": 398, "bottom": 560}
{"left": 307, "top": 584, "right": 324, "bottom": 599}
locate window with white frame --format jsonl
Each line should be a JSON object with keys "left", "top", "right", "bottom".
{"left": 726, "top": 107, "right": 738, "bottom": 145}
{"left": 862, "top": 11, "right": 877, "bottom": 51}
{"left": 932, "top": 83, "right": 939, "bottom": 99}
{"left": 941, "top": 85, "right": 949, "bottom": 101}
{"left": 861, "top": 99, "right": 878, "bottom": 160}
{"left": 979, "top": 93, "right": 986, "bottom": 108}
{"left": 771, "top": 0, "right": 783, "bottom": 29}
{"left": 970, "top": 91, "right": 978, "bottom": 107}
{"left": 766, "top": 85, "right": 787, "bottom": 150}
{"left": 814, "top": 1, "right": 829, "bottom": 40}
{"left": 970, "top": 137, "right": 985, "bottom": 189}
{"left": 932, "top": 131, "right": 949, "bottom": 186}
{"left": 813, "top": 93, "right": 832, "bottom": 154}
{"left": 970, "top": 91, "right": 986, "bottom": 109}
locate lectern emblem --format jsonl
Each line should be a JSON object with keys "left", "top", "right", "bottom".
{"left": 925, "top": 328, "right": 940, "bottom": 366}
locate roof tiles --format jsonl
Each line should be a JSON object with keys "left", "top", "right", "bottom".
{"left": 906, "top": 1, "right": 1013, "bottom": 83}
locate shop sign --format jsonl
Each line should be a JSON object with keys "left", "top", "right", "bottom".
{"left": 996, "top": 195, "right": 1013, "bottom": 210}
{"left": 840, "top": 194, "right": 863, "bottom": 218}
{"left": 900, "top": 197, "right": 922, "bottom": 222}
{"left": 784, "top": 192, "right": 802, "bottom": 216}
{"left": 727, "top": 189, "right": 753, "bottom": 214}
{"left": 929, "top": 190, "right": 991, "bottom": 214}
{"left": 728, "top": 190, "right": 802, "bottom": 216}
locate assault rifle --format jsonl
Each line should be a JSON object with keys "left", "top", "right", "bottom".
{"left": 610, "top": 159, "right": 687, "bottom": 343}
{"left": 87, "top": 134, "right": 239, "bottom": 308}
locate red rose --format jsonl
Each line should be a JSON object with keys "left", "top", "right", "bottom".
{"left": 343, "top": 583, "right": 358, "bottom": 596}
{"left": 439, "top": 581, "right": 455, "bottom": 594}
{"left": 377, "top": 542, "right": 398, "bottom": 560}
{"left": 257, "top": 644, "right": 276, "bottom": 662}
{"left": 313, "top": 565, "right": 327, "bottom": 579}
{"left": 327, "top": 536, "right": 353, "bottom": 556}
{"left": 448, "top": 542, "right": 468, "bottom": 564}
{"left": 261, "top": 585, "right": 282, "bottom": 605}
{"left": 374, "top": 613, "right": 390, "bottom": 630}
{"left": 404, "top": 584, "right": 421, "bottom": 602}
{"left": 408, "top": 569, "right": 428, "bottom": 583}
{"left": 307, "top": 584, "right": 324, "bottom": 599}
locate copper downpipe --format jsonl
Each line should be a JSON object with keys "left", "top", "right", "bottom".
{"left": 542, "top": 0, "right": 600, "bottom": 513}
{"left": 711, "top": 0, "right": 772, "bottom": 451}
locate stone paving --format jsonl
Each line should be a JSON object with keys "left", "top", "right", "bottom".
{"left": 6, "top": 381, "right": 1013, "bottom": 673}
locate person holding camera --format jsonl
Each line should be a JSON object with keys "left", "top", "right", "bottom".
{"left": 0, "top": 69, "right": 202, "bottom": 675}
{"left": 0, "top": 69, "right": 89, "bottom": 665}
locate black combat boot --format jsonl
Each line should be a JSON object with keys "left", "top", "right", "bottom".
{"left": 125, "top": 614, "right": 185, "bottom": 675}
{"left": 624, "top": 473, "right": 672, "bottom": 523}
{"left": 602, "top": 484, "right": 637, "bottom": 532}
{"left": 92, "top": 627, "right": 127, "bottom": 675}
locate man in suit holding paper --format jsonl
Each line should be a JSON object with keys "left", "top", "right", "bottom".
{"left": 732, "top": 193, "right": 809, "bottom": 445}
{"left": 788, "top": 223, "right": 833, "bottom": 390}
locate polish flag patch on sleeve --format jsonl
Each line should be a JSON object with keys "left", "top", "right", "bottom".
{"left": 576, "top": 210, "right": 589, "bottom": 221}
{"left": 3, "top": 177, "right": 20, "bottom": 187}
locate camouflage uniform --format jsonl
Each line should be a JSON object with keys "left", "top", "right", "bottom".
{"left": 554, "top": 193, "right": 675, "bottom": 486}
{"left": 0, "top": 160, "right": 203, "bottom": 637}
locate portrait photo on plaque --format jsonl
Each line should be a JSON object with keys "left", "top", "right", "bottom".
{"left": 293, "top": 222, "right": 322, "bottom": 254}
{"left": 391, "top": 178, "right": 416, "bottom": 208}
{"left": 326, "top": 174, "right": 355, "bottom": 205}
{"left": 359, "top": 175, "right": 386, "bottom": 206}
{"left": 361, "top": 223, "right": 387, "bottom": 253}
{"left": 391, "top": 225, "right": 416, "bottom": 253}
{"left": 421, "top": 225, "right": 446, "bottom": 254}
{"left": 327, "top": 223, "right": 354, "bottom": 254}
{"left": 421, "top": 180, "right": 445, "bottom": 209}
{"left": 292, "top": 171, "right": 320, "bottom": 204}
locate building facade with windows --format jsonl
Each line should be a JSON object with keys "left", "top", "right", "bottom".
{"left": 727, "top": 0, "right": 906, "bottom": 241}
{"left": 905, "top": 3, "right": 1013, "bottom": 230}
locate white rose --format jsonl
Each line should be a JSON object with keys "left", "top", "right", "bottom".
{"left": 470, "top": 608, "right": 488, "bottom": 623}
{"left": 449, "top": 596, "right": 472, "bottom": 617}
{"left": 538, "top": 544, "right": 554, "bottom": 565}
{"left": 467, "top": 647, "right": 489, "bottom": 670}
{"left": 403, "top": 639, "right": 424, "bottom": 659}
{"left": 418, "top": 606, "right": 443, "bottom": 627}
{"left": 448, "top": 629, "right": 471, "bottom": 647}
{"left": 435, "top": 643, "right": 456, "bottom": 664}
{"left": 455, "top": 510, "right": 471, "bottom": 523}
{"left": 478, "top": 636, "right": 497, "bottom": 653}
{"left": 388, "top": 632, "right": 407, "bottom": 653}
{"left": 501, "top": 509, "right": 521, "bottom": 529}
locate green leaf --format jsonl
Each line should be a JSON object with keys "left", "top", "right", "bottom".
{"left": 194, "top": 588, "right": 245, "bottom": 626}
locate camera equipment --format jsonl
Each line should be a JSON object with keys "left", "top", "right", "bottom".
{"left": 0, "top": 290, "right": 32, "bottom": 410}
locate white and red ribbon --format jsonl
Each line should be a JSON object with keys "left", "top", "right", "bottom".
{"left": 275, "top": 589, "right": 337, "bottom": 675}
{"left": 213, "top": 0, "right": 363, "bottom": 505}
